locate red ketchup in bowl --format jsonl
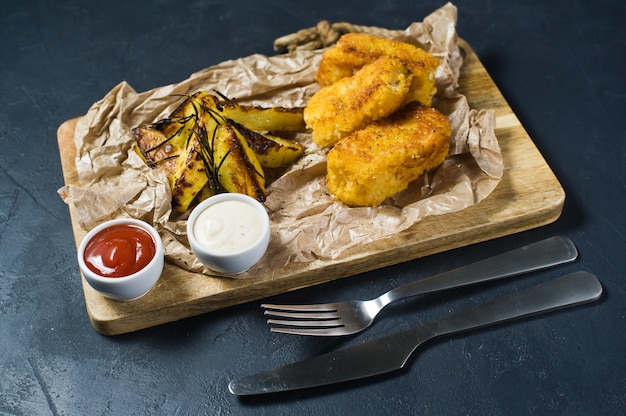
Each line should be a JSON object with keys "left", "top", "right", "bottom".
{"left": 83, "top": 224, "right": 156, "bottom": 278}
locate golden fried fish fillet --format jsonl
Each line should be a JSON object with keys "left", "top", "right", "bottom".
{"left": 326, "top": 102, "right": 451, "bottom": 207}
{"left": 316, "top": 33, "right": 440, "bottom": 106}
{"left": 304, "top": 55, "right": 413, "bottom": 149}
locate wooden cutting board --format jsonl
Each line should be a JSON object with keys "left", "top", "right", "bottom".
{"left": 57, "top": 39, "right": 565, "bottom": 336}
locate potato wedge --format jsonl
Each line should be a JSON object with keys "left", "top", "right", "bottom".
{"left": 133, "top": 123, "right": 210, "bottom": 212}
{"left": 204, "top": 93, "right": 306, "bottom": 133}
{"left": 134, "top": 92, "right": 218, "bottom": 212}
{"left": 222, "top": 104, "right": 306, "bottom": 133}
{"left": 133, "top": 90, "right": 306, "bottom": 211}
{"left": 133, "top": 91, "right": 210, "bottom": 172}
{"left": 132, "top": 126, "right": 177, "bottom": 177}
{"left": 170, "top": 138, "right": 210, "bottom": 212}
{"left": 155, "top": 91, "right": 208, "bottom": 149}
{"left": 213, "top": 123, "right": 266, "bottom": 201}
{"left": 230, "top": 121, "right": 304, "bottom": 168}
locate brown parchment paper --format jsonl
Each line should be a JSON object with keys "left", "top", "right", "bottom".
{"left": 58, "top": 3, "right": 503, "bottom": 278}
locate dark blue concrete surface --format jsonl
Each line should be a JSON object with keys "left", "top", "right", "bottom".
{"left": 1, "top": 1, "right": 624, "bottom": 414}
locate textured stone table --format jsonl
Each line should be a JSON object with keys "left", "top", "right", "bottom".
{"left": 1, "top": 0, "right": 624, "bottom": 414}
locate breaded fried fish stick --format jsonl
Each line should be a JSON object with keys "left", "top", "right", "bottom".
{"left": 326, "top": 102, "right": 451, "bottom": 207}
{"left": 317, "top": 33, "right": 440, "bottom": 106}
{"left": 304, "top": 56, "right": 413, "bottom": 149}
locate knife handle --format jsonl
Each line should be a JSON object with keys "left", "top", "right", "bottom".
{"left": 384, "top": 236, "right": 578, "bottom": 304}
{"left": 427, "top": 271, "right": 602, "bottom": 337}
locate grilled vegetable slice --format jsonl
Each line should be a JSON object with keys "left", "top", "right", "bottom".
{"left": 206, "top": 93, "right": 306, "bottom": 133}
{"left": 213, "top": 123, "right": 266, "bottom": 202}
{"left": 170, "top": 137, "right": 210, "bottom": 212}
{"left": 230, "top": 121, "right": 305, "bottom": 168}
{"left": 155, "top": 91, "right": 208, "bottom": 148}
{"left": 133, "top": 92, "right": 219, "bottom": 212}
{"left": 133, "top": 126, "right": 177, "bottom": 177}
{"left": 132, "top": 90, "right": 306, "bottom": 211}
{"left": 221, "top": 103, "right": 306, "bottom": 133}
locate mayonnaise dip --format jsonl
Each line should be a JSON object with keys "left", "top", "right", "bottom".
{"left": 192, "top": 200, "right": 265, "bottom": 253}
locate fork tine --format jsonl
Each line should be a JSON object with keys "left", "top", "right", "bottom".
{"left": 267, "top": 318, "right": 343, "bottom": 328}
{"left": 269, "top": 326, "right": 349, "bottom": 336}
{"left": 263, "top": 310, "right": 340, "bottom": 319}
{"left": 261, "top": 303, "right": 338, "bottom": 312}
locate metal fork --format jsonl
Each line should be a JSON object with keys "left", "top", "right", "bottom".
{"left": 262, "top": 236, "right": 578, "bottom": 336}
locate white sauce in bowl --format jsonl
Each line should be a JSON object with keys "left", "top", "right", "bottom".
{"left": 192, "top": 200, "right": 265, "bottom": 253}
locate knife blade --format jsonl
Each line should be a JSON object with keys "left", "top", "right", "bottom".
{"left": 228, "top": 271, "right": 602, "bottom": 395}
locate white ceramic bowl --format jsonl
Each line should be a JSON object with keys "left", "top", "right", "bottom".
{"left": 187, "top": 193, "right": 270, "bottom": 275}
{"left": 77, "top": 218, "right": 164, "bottom": 301}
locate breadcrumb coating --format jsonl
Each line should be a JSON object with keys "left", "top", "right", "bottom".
{"left": 316, "top": 33, "right": 440, "bottom": 106}
{"left": 304, "top": 56, "right": 413, "bottom": 149}
{"left": 326, "top": 102, "right": 451, "bottom": 207}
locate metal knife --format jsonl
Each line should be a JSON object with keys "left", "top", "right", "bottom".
{"left": 228, "top": 271, "right": 602, "bottom": 395}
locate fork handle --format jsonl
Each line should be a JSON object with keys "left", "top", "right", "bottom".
{"left": 383, "top": 236, "right": 578, "bottom": 305}
{"left": 424, "top": 271, "right": 602, "bottom": 337}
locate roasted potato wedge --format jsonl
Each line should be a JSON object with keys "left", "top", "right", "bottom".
{"left": 155, "top": 91, "right": 208, "bottom": 149}
{"left": 230, "top": 121, "right": 305, "bottom": 168}
{"left": 170, "top": 138, "right": 210, "bottom": 212}
{"left": 132, "top": 126, "right": 177, "bottom": 177}
{"left": 221, "top": 103, "right": 306, "bottom": 133}
{"left": 133, "top": 123, "right": 213, "bottom": 212}
{"left": 133, "top": 91, "right": 210, "bottom": 173}
{"left": 203, "top": 93, "right": 306, "bottom": 133}
{"left": 133, "top": 90, "right": 306, "bottom": 211}
{"left": 134, "top": 92, "right": 218, "bottom": 212}
{"left": 213, "top": 123, "right": 266, "bottom": 202}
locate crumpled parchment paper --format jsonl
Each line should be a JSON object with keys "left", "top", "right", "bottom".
{"left": 59, "top": 3, "right": 503, "bottom": 278}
